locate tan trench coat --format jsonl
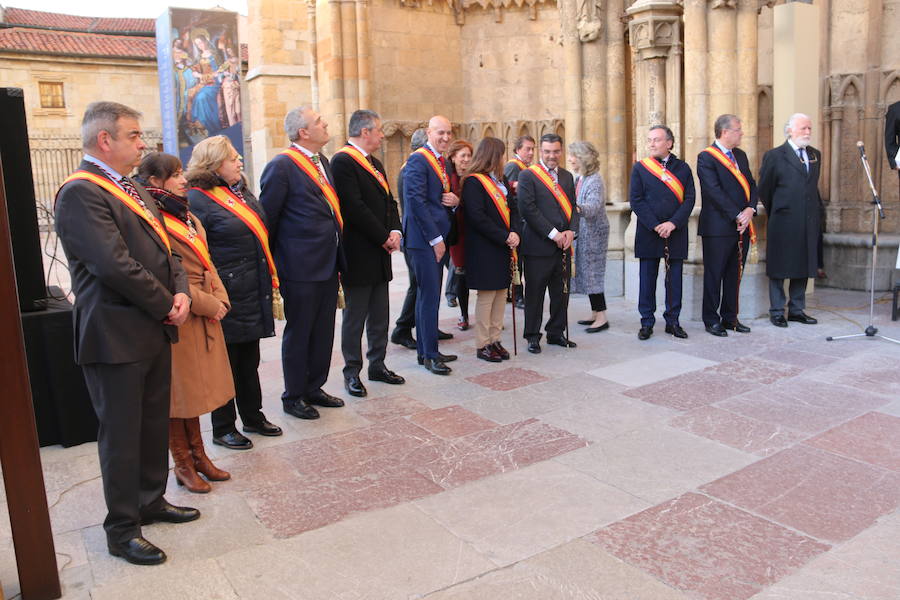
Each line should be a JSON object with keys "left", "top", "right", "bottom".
{"left": 170, "top": 215, "right": 236, "bottom": 418}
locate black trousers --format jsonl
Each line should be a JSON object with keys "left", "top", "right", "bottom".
{"left": 342, "top": 281, "right": 390, "bottom": 379}
{"left": 638, "top": 258, "right": 682, "bottom": 327}
{"left": 280, "top": 274, "right": 339, "bottom": 402}
{"left": 523, "top": 252, "right": 569, "bottom": 341}
{"left": 702, "top": 233, "right": 749, "bottom": 326}
{"left": 394, "top": 250, "right": 417, "bottom": 332}
{"left": 769, "top": 277, "right": 808, "bottom": 316}
{"left": 588, "top": 293, "right": 607, "bottom": 312}
{"left": 81, "top": 345, "right": 171, "bottom": 544}
{"left": 211, "top": 340, "right": 265, "bottom": 437}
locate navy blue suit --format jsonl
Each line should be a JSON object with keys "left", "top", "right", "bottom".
{"left": 401, "top": 148, "right": 451, "bottom": 359}
{"left": 629, "top": 155, "right": 695, "bottom": 327}
{"left": 697, "top": 144, "right": 758, "bottom": 326}
{"left": 260, "top": 149, "right": 345, "bottom": 402}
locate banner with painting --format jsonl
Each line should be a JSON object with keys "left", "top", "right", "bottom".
{"left": 156, "top": 8, "right": 243, "bottom": 166}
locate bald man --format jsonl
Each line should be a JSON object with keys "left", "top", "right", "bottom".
{"left": 401, "top": 116, "right": 459, "bottom": 374}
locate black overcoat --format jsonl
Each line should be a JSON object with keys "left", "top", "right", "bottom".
{"left": 629, "top": 155, "right": 696, "bottom": 259}
{"left": 462, "top": 175, "right": 519, "bottom": 290}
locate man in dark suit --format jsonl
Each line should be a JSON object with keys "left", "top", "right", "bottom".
{"left": 697, "top": 113, "right": 759, "bottom": 336}
{"left": 630, "top": 125, "right": 696, "bottom": 340}
{"left": 55, "top": 101, "right": 198, "bottom": 566}
{"left": 260, "top": 104, "right": 346, "bottom": 419}
{"left": 886, "top": 100, "right": 900, "bottom": 193}
{"left": 758, "top": 113, "right": 821, "bottom": 327}
{"left": 518, "top": 133, "right": 579, "bottom": 353}
{"left": 332, "top": 109, "right": 405, "bottom": 397}
{"left": 504, "top": 135, "right": 535, "bottom": 308}
{"left": 402, "top": 115, "right": 459, "bottom": 374}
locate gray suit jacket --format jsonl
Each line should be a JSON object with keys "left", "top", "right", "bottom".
{"left": 55, "top": 160, "right": 189, "bottom": 365}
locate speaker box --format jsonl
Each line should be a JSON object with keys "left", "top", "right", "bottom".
{"left": 0, "top": 87, "right": 46, "bottom": 312}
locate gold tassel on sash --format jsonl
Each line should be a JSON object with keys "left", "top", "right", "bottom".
{"left": 749, "top": 240, "right": 759, "bottom": 264}
{"left": 337, "top": 281, "right": 346, "bottom": 310}
{"left": 272, "top": 288, "right": 285, "bottom": 320}
{"left": 570, "top": 251, "right": 576, "bottom": 279}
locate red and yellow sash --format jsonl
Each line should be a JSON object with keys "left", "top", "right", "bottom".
{"left": 413, "top": 147, "right": 450, "bottom": 193}
{"left": 193, "top": 186, "right": 280, "bottom": 288}
{"left": 507, "top": 158, "right": 527, "bottom": 171}
{"left": 471, "top": 174, "right": 510, "bottom": 229}
{"left": 527, "top": 164, "right": 572, "bottom": 222}
{"left": 702, "top": 146, "right": 757, "bottom": 243}
{"left": 60, "top": 171, "right": 171, "bottom": 253}
{"left": 280, "top": 147, "right": 344, "bottom": 230}
{"left": 161, "top": 213, "right": 213, "bottom": 272}
{"left": 638, "top": 157, "right": 685, "bottom": 204}
{"left": 334, "top": 145, "right": 390, "bottom": 194}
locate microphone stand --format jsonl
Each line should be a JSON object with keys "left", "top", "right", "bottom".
{"left": 827, "top": 144, "right": 900, "bottom": 345}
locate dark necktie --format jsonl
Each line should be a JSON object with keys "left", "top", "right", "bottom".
{"left": 798, "top": 148, "right": 809, "bottom": 173}
{"left": 726, "top": 150, "right": 736, "bottom": 166}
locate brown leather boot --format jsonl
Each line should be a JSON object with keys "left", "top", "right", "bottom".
{"left": 186, "top": 417, "right": 231, "bottom": 481}
{"left": 169, "top": 419, "right": 211, "bottom": 493}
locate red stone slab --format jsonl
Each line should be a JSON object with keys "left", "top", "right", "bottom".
{"left": 624, "top": 371, "right": 758, "bottom": 411}
{"left": 669, "top": 406, "right": 807, "bottom": 456}
{"left": 701, "top": 445, "right": 900, "bottom": 542}
{"left": 466, "top": 367, "right": 550, "bottom": 391}
{"left": 706, "top": 356, "right": 803, "bottom": 385}
{"left": 352, "top": 394, "right": 431, "bottom": 423}
{"left": 805, "top": 411, "right": 900, "bottom": 472}
{"left": 590, "top": 492, "right": 829, "bottom": 600}
{"left": 408, "top": 405, "right": 498, "bottom": 439}
{"left": 756, "top": 346, "right": 841, "bottom": 369}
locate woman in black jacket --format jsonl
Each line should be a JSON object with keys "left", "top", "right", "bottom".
{"left": 462, "top": 137, "right": 520, "bottom": 362}
{"left": 186, "top": 135, "right": 282, "bottom": 450}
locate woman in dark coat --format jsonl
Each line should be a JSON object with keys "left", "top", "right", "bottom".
{"left": 447, "top": 139, "right": 473, "bottom": 330}
{"left": 186, "top": 135, "right": 282, "bottom": 450}
{"left": 462, "top": 137, "right": 520, "bottom": 362}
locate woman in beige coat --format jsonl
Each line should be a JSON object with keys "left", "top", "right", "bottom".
{"left": 137, "top": 152, "right": 235, "bottom": 493}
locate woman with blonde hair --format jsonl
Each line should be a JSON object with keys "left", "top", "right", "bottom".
{"left": 136, "top": 152, "right": 232, "bottom": 492}
{"left": 462, "top": 137, "right": 520, "bottom": 361}
{"left": 186, "top": 135, "right": 282, "bottom": 451}
{"left": 568, "top": 140, "right": 610, "bottom": 333}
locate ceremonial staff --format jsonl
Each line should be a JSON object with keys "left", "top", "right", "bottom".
{"left": 510, "top": 249, "right": 519, "bottom": 355}
{"left": 562, "top": 247, "right": 571, "bottom": 344}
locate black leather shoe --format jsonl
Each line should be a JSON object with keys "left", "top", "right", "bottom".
{"left": 283, "top": 399, "right": 320, "bottom": 420}
{"left": 212, "top": 430, "right": 253, "bottom": 450}
{"left": 638, "top": 326, "right": 653, "bottom": 340}
{"left": 547, "top": 335, "right": 577, "bottom": 348}
{"left": 307, "top": 389, "right": 345, "bottom": 407}
{"left": 515, "top": 298, "right": 526, "bottom": 310}
{"left": 664, "top": 324, "right": 688, "bottom": 339}
{"left": 423, "top": 358, "right": 451, "bottom": 375}
{"left": 141, "top": 499, "right": 200, "bottom": 525}
{"left": 418, "top": 352, "right": 457, "bottom": 364}
{"left": 586, "top": 322, "right": 610, "bottom": 333}
{"left": 788, "top": 312, "right": 818, "bottom": 325}
{"left": 705, "top": 323, "right": 728, "bottom": 337}
{"left": 369, "top": 368, "right": 406, "bottom": 385}
{"left": 770, "top": 314, "right": 788, "bottom": 327}
{"left": 242, "top": 419, "right": 283, "bottom": 437}
{"left": 527, "top": 340, "right": 541, "bottom": 354}
{"left": 437, "top": 329, "right": 454, "bottom": 340}
{"left": 108, "top": 537, "right": 166, "bottom": 565}
{"left": 390, "top": 330, "right": 417, "bottom": 349}
{"left": 723, "top": 321, "right": 751, "bottom": 333}
{"left": 344, "top": 376, "right": 367, "bottom": 397}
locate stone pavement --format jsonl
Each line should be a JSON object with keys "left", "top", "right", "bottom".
{"left": 2, "top": 254, "right": 899, "bottom": 599}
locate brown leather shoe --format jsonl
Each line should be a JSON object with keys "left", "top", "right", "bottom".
{"left": 491, "top": 341, "right": 510, "bottom": 360}
{"left": 185, "top": 417, "right": 230, "bottom": 482}
{"left": 476, "top": 345, "right": 502, "bottom": 362}
{"left": 169, "top": 419, "right": 211, "bottom": 493}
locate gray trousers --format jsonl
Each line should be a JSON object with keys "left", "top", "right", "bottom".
{"left": 342, "top": 281, "right": 390, "bottom": 378}
{"left": 769, "top": 277, "right": 807, "bottom": 316}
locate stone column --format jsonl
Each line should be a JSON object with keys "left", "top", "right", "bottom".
{"left": 580, "top": 0, "right": 606, "bottom": 159}
{"left": 736, "top": 0, "right": 757, "bottom": 169}
{"left": 683, "top": 0, "right": 707, "bottom": 173}
{"left": 340, "top": 0, "right": 360, "bottom": 122}
{"left": 561, "top": 0, "right": 584, "bottom": 142}
{"left": 708, "top": 0, "right": 737, "bottom": 122}
{"left": 308, "top": 0, "right": 319, "bottom": 109}
{"left": 326, "top": 0, "right": 346, "bottom": 149}
{"left": 829, "top": 105, "right": 843, "bottom": 209}
{"left": 355, "top": 0, "right": 371, "bottom": 108}
{"left": 606, "top": 0, "right": 627, "bottom": 204}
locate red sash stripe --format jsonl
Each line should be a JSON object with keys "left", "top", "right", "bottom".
{"left": 161, "top": 213, "right": 213, "bottom": 272}
{"left": 280, "top": 148, "right": 344, "bottom": 230}
{"left": 638, "top": 157, "right": 685, "bottom": 204}
{"left": 527, "top": 164, "right": 572, "bottom": 222}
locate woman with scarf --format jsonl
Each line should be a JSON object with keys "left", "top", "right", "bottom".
{"left": 136, "top": 152, "right": 232, "bottom": 493}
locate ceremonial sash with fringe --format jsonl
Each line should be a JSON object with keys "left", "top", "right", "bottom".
{"left": 413, "top": 147, "right": 450, "bottom": 193}
{"left": 280, "top": 147, "right": 344, "bottom": 230}
{"left": 638, "top": 158, "right": 685, "bottom": 204}
{"left": 334, "top": 145, "right": 390, "bottom": 194}
{"left": 193, "top": 186, "right": 280, "bottom": 289}
{"left": 472, "top": 173, "right": 519, "bottom": 266}
{"left": 60, "top": 171, "right": 171, "bottom": 253}
{"left": 702, "top": 146, "right": 757, "bottom": 243}
{"left": 507, "top": 158, "right": 527, "bottom": 171}
{"left": 527, "top": 164, "right": 572, "bottom": 222}
{"left": 160, "top": 213, "right": 213, "bottom": 272}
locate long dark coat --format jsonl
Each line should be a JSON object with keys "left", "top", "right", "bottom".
{"left": 331, "top": 145, "right": 401, "bottom": 287}
{"left": 629, "top": 155, "right": 696, "bottom": 259}
{"left": 188, "top": 171, "right": 275, "bottom": 344}
{"left": 462, "top": 175, "right": 518, "bottom": 290}
{"left": 758, "top": 141, "right": 822, "bottom": 278}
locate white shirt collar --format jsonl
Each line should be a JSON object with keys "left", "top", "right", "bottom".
{"left": 292, "top": 142, "right": 317, "bottom": 159}
{"left": 540, "top": 159, "right": 556, "bottom": 173}
{"left": 714, "top": 140, "right": 732, "bottom": 154}
{"left": 348, "top": 140, "right": 368, "bottom": 157}
{"left": 514, "top": 154, "right": 527, "bottom": 164}
{"left": 84, "top": 154, "right": 124, "bottom": 180}
{"left": 787, "top": 138, "right": 802, "bottom": 152}
{"left": 426, "top": 142, "right": 442, "bottom": 159}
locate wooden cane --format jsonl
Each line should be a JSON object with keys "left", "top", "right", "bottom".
{"left": 510, "top": 251, "right": 518, "bottom": 356}
{"left": 736, "top": 232, "right": 744, "bottom": 316}
{"left": 563, "top": 247, "right": 571, "bottom": 345}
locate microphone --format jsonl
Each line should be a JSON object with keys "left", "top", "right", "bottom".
{"left": 857, "top": 141, "right": 867, "bottom": 160}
